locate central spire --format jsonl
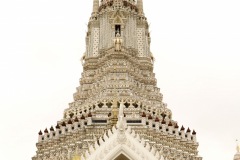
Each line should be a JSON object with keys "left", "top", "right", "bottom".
{"left": 32, "top": 1, "right": 202, "bottom": 160}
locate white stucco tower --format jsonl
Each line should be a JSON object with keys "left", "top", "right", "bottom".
{"left": 32, "top": 1, "right": 202, "bottom": 160}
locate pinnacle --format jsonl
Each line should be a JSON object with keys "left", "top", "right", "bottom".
{"left": 50, "top": 126, "right": 54, "bottom": 131}
{"left": 81, "top": 115, "right": 85, "bottom": 120}
{"left": 68, "top": 119, "right": 72, "bottom": 124}
{"left": 148, "top": 115, "right": 153, "bottom": 120}
{"left": 62, "top": 122, "right": 66, "bottom": 127}
{"left": 168, "top": 121, "right": 173, "bottom": 126}
{"left": 55, "top": 124, "right": 60, "bottom": 129}
{"left": 44, "top": 128, "right": 48, "bottom": 133}
{"left": 88, "top": 112, "right": 92, "bottom": 117}
{"left": 74, "top": 117, "right": 79, "bottom": 122}
{"left": 161, "top": 119, "right": 166, "bottom": 124}
{"left": 192, "top": 130, "right": 196, "bottom": 135}
{"left": 38, "top": 130, "right": 42, "bottom": 135}
{"left": 142, "top": 112, "right": 146, "bottom": 117}
{"left": 174, "top": 123, "right": 179, "bottom": 128}
{"left": 180, "top": 125, "right": 185, "bottom": 131}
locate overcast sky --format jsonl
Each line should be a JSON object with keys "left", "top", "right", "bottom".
{"left": 0, "top": 0, "right": 240, "bottom": 160}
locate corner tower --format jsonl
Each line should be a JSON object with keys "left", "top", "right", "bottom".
{"left": 32, "top": 1, "right": 202, "bottom": 160}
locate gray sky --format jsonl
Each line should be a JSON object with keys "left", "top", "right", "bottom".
{"left": 0, "top": 0, "right": 240, "bottom": 159}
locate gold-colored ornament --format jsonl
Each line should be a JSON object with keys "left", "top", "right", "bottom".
{"left": 72, "top": 155, "right": 81, "bottom": 160}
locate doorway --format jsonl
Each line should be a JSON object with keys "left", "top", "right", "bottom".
{"left": 114, "top": 154, "right": 130, "bottom": 160}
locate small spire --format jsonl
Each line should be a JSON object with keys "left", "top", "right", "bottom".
{"left": 38, "top": 130, "right": 43, "bottom": 135}
{"left": 192, "top": 130, "right": 196, "bottom": 135}
{"left": 74, "top": 117, "right": 79, "bottom": 122}
{"left": 55, "top": 124, "right": 60, "bottom": 129}
{"left": 88, "top": 112, "right": 92, "bottom": 117}
{"left": 44, "top": 128, "right": 48, "bottom": 133}
{"left": 50, "top": 126, "right": 54, "bottom": 131}
{"left": 62, "top": 121, "right": 66, "bottom": 127}
{"left": 187, "top": 127, "right": 191, "bottom": 133}
{"left": 81, "top": 115, "right": 85, "bottom": 119}
{"left": 148, "top": 114, "right": 153, "bottom": 120}
{"left": 174, "top": 123, "right": 179, "bottom": 129}
{"left": 92, "top": 0, "right": 99, "bottom": 14}
{"left": 137, "top": 0, "right": 144, "bottom": 15}
{"left": 161, "top": 119, "right": 166, "bottom": 124}
{"left": 168, "top": 121, "right": 173, "bottom": 126}
{"left": 68, "top": 119, "right": 72, "bottom": 124}
{"left": 180, "top": 125, "right": 185, "bottom": 131}
{"left": 142, "top": 112, "right": 146, "bottom": 117}
{"left": 155, "top": 117, "right": 160, "bottom": 122}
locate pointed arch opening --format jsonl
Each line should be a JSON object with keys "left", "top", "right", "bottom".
{"left": 114, "top": 154, "right": 130, "bottom": 160}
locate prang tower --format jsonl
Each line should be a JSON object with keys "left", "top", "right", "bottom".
{"left": 33, "top": 0, "right": 202, "bottom": 160}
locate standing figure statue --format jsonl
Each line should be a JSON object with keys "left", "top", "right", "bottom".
{"left": 114, "top": 31, "right": 123, "bottom": 51}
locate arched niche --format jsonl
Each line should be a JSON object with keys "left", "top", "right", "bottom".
{"left": 104, "top": 145, "right": 142, "bottom": 160}
{"left": 114, "top": 154, "right": 130, "bottom": 160}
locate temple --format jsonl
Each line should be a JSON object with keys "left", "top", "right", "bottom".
{"left": 32, "top": 0, "right": 202, "bottom": 159}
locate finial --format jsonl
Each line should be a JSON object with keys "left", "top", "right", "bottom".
{"left": 155, "top": 117, "right": 160, "bottom": 122}
{"left": 68, "top": 119, "right": 72, "bottom": 124}
{"left": 50, "top": 126, "right": 54, "bottom": 131}
{"left": 92, "top": 0, "right": 99, "bottom": 14}
{"left": 88, "top": 112, "right": 92, "bottom": 117}
{"left": 81, "top": 115, "right": 85, "bottom": 119}
{"left": 74, "top": 117, "right": 79, "bottom": 122}
{"left": 148, "top": 114, "right": 153, "bottom": 120}
{"left": 180, "top": 125, "right": 185, "bottom": 131}
{"left": 55, "top": 124, "right": 60, "bottom": 129}
{"left": 119, "top": 102, "right": 124, "bottom": 119}
{"left": 161, "top": 119, "right": 166, "bottom": 124}
{"left": 192, "top": 130, "right": 196, "bottom": 135}
{"left": 117, "top": 102, "right": 126, "bottom": 130}
{"left": 62, "top": 121, "right": 66, "bottom": 126}
{"left": 116, "top": 102, "right": 127, "bottom": 143}
{"left": 174, "top": 123, "right": 179, "bottom": 129}
{"left": 38, "top": 130, "right": 43, "bottom": 135}
{"left": 44, "top": 128, "right": 48, "bottom": 133}
{"left": 137, "top": 0, "right": 144, "bottom": 15}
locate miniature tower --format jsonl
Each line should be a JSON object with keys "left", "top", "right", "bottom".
{"left": 32, "top": 0, "right": 202, "bottom": 160}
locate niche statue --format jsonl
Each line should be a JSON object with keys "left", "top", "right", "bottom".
{"left": 114, "top": 31, "right": 123, "bottom": 51}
